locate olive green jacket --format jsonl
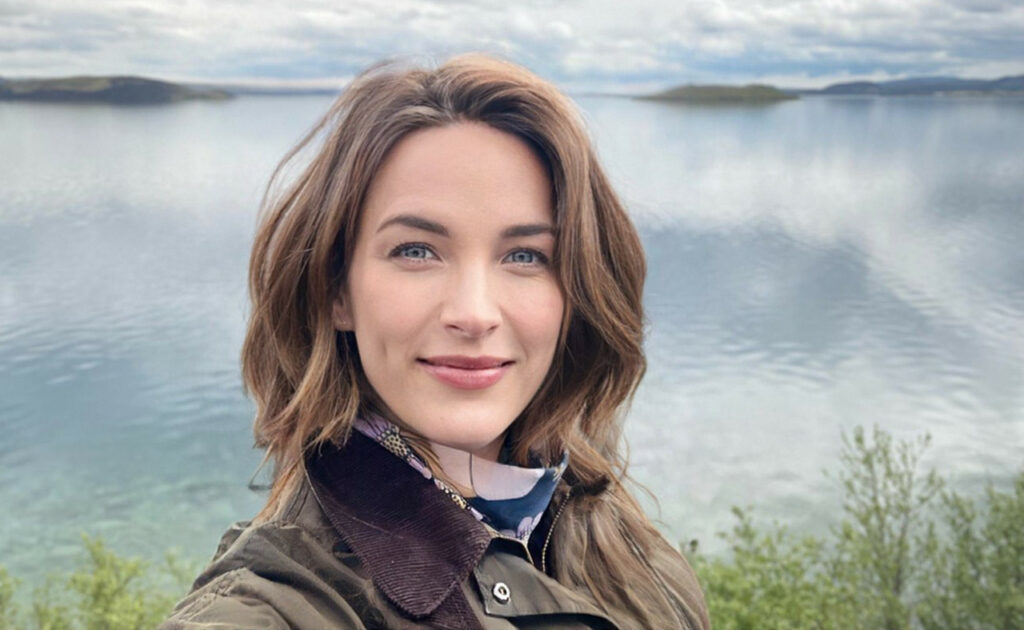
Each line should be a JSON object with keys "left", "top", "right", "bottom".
{"left": 159, "top": 433, "right": 619, "bottom": 629}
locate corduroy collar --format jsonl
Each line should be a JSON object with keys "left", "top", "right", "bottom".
{"left": 305, "top": 431, "right": 493, "bottom": 623}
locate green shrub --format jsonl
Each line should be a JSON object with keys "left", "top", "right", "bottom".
{"left": 1, "top": 567, "right": 19, "bottom": 630}
{"left": 828, "top": 427, "right": 943, "bottom": 630}
{"left": 692, "top": 508, "right": 854, "bottom": 630}
{"left": 1, "top": 537, "right": 193, "bottom": 630}
{"left": 692, "top": 426, "right": 1024, "bottom": 630}
{"left": 916, "top": 474, "right": 1024, "bottom": 630}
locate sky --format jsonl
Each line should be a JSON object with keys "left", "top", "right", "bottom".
{"left": 2, "top": 0, "right": 1023, "bottom": 92}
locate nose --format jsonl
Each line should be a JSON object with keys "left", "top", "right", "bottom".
{"left": 440, "top": 265, "right": 502, "bottom": 338}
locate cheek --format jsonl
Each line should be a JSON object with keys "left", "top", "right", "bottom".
{"left": 351, "top": 271, "right": 431, "bottom": 355}
{"left": 518, "top": 283, "right": 565, "bottom": 352}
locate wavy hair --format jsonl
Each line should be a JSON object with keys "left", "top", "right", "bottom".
{"left": 241, "top": 54, "right": 709, "bottom": 630}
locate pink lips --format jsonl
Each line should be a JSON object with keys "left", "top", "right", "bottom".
{"left": 418, "top": 355, "right": 513, "bottom": 390}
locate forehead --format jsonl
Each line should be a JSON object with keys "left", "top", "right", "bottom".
{"left": 360, "top": 122, "right": 554, "bottom": 230}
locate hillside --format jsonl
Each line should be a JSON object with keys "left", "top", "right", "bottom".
{"left": 0, "top": 76, "right": 231, "bottom": 104}
{"left": 816, "top": 75, "right": 1024, "bottom": 96}
{"left": 639, "top": 84, "right": 797, "bottom": 103}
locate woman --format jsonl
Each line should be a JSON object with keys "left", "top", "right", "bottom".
{"left": 161, "top": 54, "right": 709, "bottom": 630}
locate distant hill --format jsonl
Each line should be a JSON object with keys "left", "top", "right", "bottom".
{"left": 813, "top": 75, "right": 1024, "bottom": 96}
{"left": 0, "top": 76, "right": 231, "bottom": 104}
{"left": 638, "top": 84, "right": 797, "bottom": 103}
{"left": 199, "top": 83, "right": 341, "bottom": 96}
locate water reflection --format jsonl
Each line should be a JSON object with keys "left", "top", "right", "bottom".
{"left": 0, "top": 95, "right": 1021, "bottom": 580}
{"left": 578, "top": 95, "right": 1024, "bottom": 543}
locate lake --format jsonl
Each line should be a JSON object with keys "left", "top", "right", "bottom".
{"left": 1, "top": 93, "right": 1022, "bottom": 584}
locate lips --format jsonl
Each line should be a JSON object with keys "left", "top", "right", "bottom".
{"left": 418, "top": 355, "right": 513, "bottom": 389}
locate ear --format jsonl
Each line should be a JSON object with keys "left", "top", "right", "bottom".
{"left": 331, "top": 294, "right": 354, "bottom": 332}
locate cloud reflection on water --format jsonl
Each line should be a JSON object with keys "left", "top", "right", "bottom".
{"left": 581, "top": 96, "right": 1024, "bottom": 547}
{"left": 0, "top": 94, "right": 1021, "bottom": 572}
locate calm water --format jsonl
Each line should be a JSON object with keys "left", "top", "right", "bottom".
{"left": 1, "top": 94, "right": 1022, "bottom": 583}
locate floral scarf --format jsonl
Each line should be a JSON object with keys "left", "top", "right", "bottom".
{"left": 353, "top": 414, "right": 568, "bottom": 542}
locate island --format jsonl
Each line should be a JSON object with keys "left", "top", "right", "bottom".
{"left": 0, "top": 75, "right": 232, "bottom": 104}
{"left": 637, "top": 84, "right": 797, "bottom": 104}
{"left": 813, "top": 75, "right": 1024, "bottom": 96}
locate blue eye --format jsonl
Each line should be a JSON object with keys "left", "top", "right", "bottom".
{"left": 391, "top": 243, "right": 436, "bottom": 260}
{"left": 505, "top": 249, "right": 548, "bottom": 265}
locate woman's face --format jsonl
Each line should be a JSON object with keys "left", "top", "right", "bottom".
{"left": 334, "top": 122, "right": 564, "bottom": 461}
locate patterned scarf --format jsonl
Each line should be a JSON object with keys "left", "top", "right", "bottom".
{"left": 353, "top": 414, "right": 568, "bottom": 542}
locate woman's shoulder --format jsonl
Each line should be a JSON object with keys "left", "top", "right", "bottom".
{"left": 205, "top": 478, "right": 347, "bottom": 572}
{"left": 157, "top": 480, "right": 376, "bottom": 630}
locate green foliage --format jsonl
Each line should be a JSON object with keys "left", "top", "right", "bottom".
{"left": 693, "top": 508, "right": 854, "bottom": 630}
{"left": 0, "top": 567, "right": 19, "bottom": 630}
{"left": 30, "top": 581, "right": 71, "bottom": 630}
{"left": 828, "top": 427, "right": 943, "bottom": 630}
{"left": 916, "top": 475, "right": 1024, "bottom": 630}
{"left": 692, "top": 425, "right": 1024, "bottom": 630}
{"left": 0, "top": 537, "right": 194, "bottom": 630}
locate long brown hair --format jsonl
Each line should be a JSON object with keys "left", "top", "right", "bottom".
{"left": 242, "top": 54, "right": 709, "bottom": 630}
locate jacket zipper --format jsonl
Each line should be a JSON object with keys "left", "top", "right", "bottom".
{"left": 541, "top": 495, "right": 569, "bottom": 575}
{"left": 488, "top": 492, "right": 569, "bottom": 573}
{"left": 491, "top": 532, "right": 535, "bottom": 566}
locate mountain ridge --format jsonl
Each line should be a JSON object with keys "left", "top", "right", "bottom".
{"left": 797, "top": 74, "right": 1024, "bottom": 95}
{"left": 0, "top": 75, "right": 231, "bottom": 104}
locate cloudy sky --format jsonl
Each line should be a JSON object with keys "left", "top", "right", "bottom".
{"left": 3, "top": 0, "right": 1023, "bottom": 91}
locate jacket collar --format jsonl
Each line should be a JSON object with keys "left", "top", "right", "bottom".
{"left": 304, "top": 431, "right": 493, "bottom": 619}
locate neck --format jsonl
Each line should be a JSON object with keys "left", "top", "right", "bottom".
{"left": 369, "top": 405, "right": 509, "bottom": 463}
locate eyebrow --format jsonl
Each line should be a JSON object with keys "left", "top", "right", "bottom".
{"left": 501, "top": 223, "right": 556, "bottom": 238}
{"left": 376, "top": 214, "right": 448, "bottom": 236}
{"left": 376, "top": 213, "right": 556, "bottom": 239}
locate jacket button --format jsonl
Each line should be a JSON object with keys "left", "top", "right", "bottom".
{"left": 492, "top": 581, "right": 511, "bottom": 604}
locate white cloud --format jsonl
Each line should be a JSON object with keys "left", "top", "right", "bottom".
{"left": 0, "top": 0, "right": 1021, "bottom": 88}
